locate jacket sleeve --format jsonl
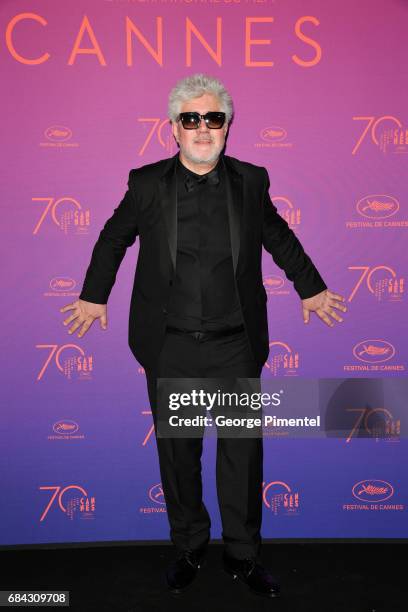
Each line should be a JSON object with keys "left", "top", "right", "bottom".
{"left": 78, "top": 170, "right": 139, "bottom": 304}
{"left": 261, "top": 167, "right": 327, "bottom": 300}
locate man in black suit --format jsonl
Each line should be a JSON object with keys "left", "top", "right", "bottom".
{"left": 60, "top": 73, "right": 346, "bottom": 597}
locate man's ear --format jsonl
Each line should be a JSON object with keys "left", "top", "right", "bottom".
{"left": 171, "top": 121, "right": 179, "bottom": 144}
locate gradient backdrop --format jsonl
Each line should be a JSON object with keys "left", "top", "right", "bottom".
{"left": 1, "top": 0, "right": 407, "bottom": 547}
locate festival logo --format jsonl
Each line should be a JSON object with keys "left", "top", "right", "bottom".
{"left": 269, "top": 196, "right": 301, "bottom": 229}
{"left": 347, "top": 265, "right": 404, "bottom": 303}
{"left": 45, "top": 126, "right": 72, "bottom": 142}
{"left": 50, "top": 277, "right": 76, "bottom": 292}
{"left": 255, "top": 125, "right": 293, "bottom": 149}
{"left": 48, "top": 420, "right": 85, "bottom": 441}
{"left": 45, "top": 277, "right": 80, "bottom": 299}
{"left": 137, "top": 118, "right": 175, "bottom": 155}
{"left": 344, "top": 339, "right": 404, "bottom": 373}
{"left": 356, "top": 195, "right": 399, "bottom": 220}
{"left": 139, "top": 483, "right": 167, "bottom": 515}
{"left": 148, "top": 483, "right": 166, "bottom": 505}
{"left": 36, "top": 343, "right": 94, "bottom": 381}
{"left": 342, "top": 406, "right": 401, "bottom": 444}
{"left": 345, "top": 194, "right": 408, "bottom": 229}
{"left": 40, "top": 125, "right": 79, "bottom": 149}
{"left": 352, "top": 340, "right": 395, "bottom": 364}
{"left": 264, "top": 341, "right": 299, "bottom": 376}
{"left": 352, "top": 479, "right": 394, "bottom": 503}
{"left": 352, "top": 115, "right": 407, "bottom": 155}
{"left": 39, "top": 485, "right": 96, "bottom": 521}
{"left": 343, "top": 480, "right": 404, "bottom": 512}
{"left": 53, "top": 420, "right": 79, "bottom": 435}
{"left": 261, "top": 126, "right": 287, "bottom": 142}
{"left": 32, "top": 196, "right": 91, "bottom": 236}
{"left": 262, "top": 274, "right": 287, "bottom": 296}
{"left": 262, "top": 480, "right": 300, "bottom": 516}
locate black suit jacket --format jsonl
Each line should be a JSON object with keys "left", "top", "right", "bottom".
{"left": 79, "top": 153, "right": 327, "bottom": 370}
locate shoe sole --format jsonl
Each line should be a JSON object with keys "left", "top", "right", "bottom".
{"left": 223, "top": 565, "right": 281, "bottom": 598}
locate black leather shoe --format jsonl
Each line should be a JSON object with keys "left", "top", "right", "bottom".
{"left": 223, "top": 551, "right": 281, "bottom": 598}
{"left": 166, "top": 548, "right": 206, "bottom": 593}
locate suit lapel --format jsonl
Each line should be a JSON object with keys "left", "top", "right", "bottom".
{"left": 158, "top": 154, "right": 178, "bottom": 273}
{"left": 158, "top": 153, "right": 244, "bottom": 276}
{"left": 222, "top": 155, "right": 243, "bottom": 275}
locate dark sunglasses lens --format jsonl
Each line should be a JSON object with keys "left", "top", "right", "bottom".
{"left": 179, "top": 112, "right": 226, "bottom": 129}
{"left": 180, "top": 113, "right": 200, "bottom": 129}
{"left": 205, "top": 113, "right": 225, "bottom": 128}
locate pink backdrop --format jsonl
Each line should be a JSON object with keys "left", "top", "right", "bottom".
{"left": 1, "top": 0, "right": 407, "bottom": 547}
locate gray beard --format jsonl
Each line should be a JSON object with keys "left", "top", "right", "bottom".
{"left": 180, "top": 143, "right": 224, "bottom": 165}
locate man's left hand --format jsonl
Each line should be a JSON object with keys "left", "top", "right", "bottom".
{"left": 302, "top": 289, "right": 347, "bottom": 327}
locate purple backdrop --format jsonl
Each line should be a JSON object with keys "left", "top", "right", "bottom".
{"left": 1, "top": 0, "right": 407, "bottom": 547}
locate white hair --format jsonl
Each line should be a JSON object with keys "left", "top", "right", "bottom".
{"left": 168, "top": 73, "right": 234, "bottom": 124}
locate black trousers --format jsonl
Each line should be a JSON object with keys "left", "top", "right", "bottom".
{"left": 145, "top": 327, "right": 264, "bottom": 561}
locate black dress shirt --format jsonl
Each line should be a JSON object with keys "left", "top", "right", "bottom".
{"left": 166, "top": 154, "right": 244, "bottom": 331}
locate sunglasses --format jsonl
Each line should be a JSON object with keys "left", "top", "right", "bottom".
{"left": 177, "top": 111, "right": 226, "bottom": 130}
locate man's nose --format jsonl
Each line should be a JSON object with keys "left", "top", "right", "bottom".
{"left": 197, "top": 117, "right": 210, "bottom": 130}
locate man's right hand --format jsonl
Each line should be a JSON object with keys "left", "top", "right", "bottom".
{"left": 60, "top": 299, "right": 108, "bottom": 338}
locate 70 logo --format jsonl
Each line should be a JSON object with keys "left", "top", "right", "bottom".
{"left": 352, "top": 115, "right": 403, "bottom": 155}
{"left": 345, "top": 407, "right": 399, "bottom": 443}
{"left": 137, "top": 118, "right": 175, "bottom": 155}
{"left": 38, "top": 485, "right": 93, "bottom": 521}
{"left": 348, "top": 265, "right": 399, "bottom": 301}
{"left": 35, "top": 344, "right": 86, "bottom": 380}
{"left": 32, "top": 197, "right": 89, "bottom": 234}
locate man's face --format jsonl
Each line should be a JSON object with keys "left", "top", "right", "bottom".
{"left": 171, "top": 93, "right": 228, "bottom": 165}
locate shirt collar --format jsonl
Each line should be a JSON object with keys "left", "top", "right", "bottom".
{"left": 177, "top": 154, "right": 223, "bottom": 182}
